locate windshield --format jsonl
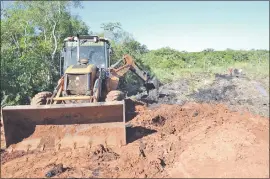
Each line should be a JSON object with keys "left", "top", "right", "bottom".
{"left": 63, "top": 41, "right": 106, "bottom": 71}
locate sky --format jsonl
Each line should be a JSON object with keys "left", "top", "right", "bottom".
{"left": 71, "top": 1, "right": 269, "bottom": 52}
{"left": 1, "top": 1, "right": 268, "bottom": 52}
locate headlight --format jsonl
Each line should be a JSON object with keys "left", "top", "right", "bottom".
{"left": 75, "top": 76, "right": 80, "bottom": 86}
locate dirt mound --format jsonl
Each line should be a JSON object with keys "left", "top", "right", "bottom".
{"left": 123, "top": 102, "right": 269, "bottom": 178}
{"left": 190, "top": 75, "right": 269, "bottom": 116}
{"left": 136, "top": 73, "right": 269, "bottom": 117}
{"left": 1, "top": 102, "right": 268, "bottom": 178}
{"left": 188, "top": 74, "right": 269, "bottom": 117}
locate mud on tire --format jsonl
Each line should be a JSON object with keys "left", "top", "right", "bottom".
{"left": 31, "top": 91, "right": 52, "bottom": 105}
{"left": 105, "top": 90, "right": 125, "bottom": 102}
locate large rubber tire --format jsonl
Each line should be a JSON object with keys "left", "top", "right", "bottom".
{"left": 31, "top": 91, "right": 52, "bottom": 105}
{"left": 105, "top": 90, "right": 125, "bottom": 102}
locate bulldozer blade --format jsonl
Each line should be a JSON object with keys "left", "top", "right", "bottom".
{"left": 2, "top": 101, "right": 126, "bottom": 152}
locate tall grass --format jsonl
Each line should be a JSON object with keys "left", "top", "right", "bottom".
{"left": 151, "top": 60, "right": 269, "bottom": 84}
{"left": 140, "top": 49, "right": 269, "bottom": 84}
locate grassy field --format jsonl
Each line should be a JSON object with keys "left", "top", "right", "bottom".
{"left": 152, "top": 60, "right": 268, "bottom": 83}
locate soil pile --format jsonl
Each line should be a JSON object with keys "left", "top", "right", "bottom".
{"left": 189, "top": 74, "right": 269, "bottom": 117}
{"left": 1, "top": 102, "right": 268, "bottom": 178}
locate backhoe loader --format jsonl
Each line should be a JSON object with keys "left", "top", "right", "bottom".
{"left": 2, "top": 35, "right": 159, "bottom": 152}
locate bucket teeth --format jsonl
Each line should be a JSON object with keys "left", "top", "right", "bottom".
{"left": 88, "top": 141, "right": 92, "bottom": 149}
{"left": 56, "top": 144, "right": 61, "bottom": 151}
{"left": 27, "top": 144, "right": 31, "bottom": 152}
{"left": 41, "top": 144, "right": 45, "bottom": 151}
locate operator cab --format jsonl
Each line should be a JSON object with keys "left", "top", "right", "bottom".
{"left": 60, "top": 35, "right": 112, "bottom": 75}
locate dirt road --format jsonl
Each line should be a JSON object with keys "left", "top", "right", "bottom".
{"left": 1, "top": 101, "right": 269, "bottom": 178}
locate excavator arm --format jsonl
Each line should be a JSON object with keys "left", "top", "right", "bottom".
{"left": 109, "top": 54, "right": 159, "bottom": 93}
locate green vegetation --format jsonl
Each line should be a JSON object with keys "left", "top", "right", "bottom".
{"left": 1, "top": 1, "right": 89, "bottom": 105}
{"left": 1, "top": 1, "right": 269, "bottom": 105}
{"left": 142, "top": 48, "right": 269, "bottom": 83}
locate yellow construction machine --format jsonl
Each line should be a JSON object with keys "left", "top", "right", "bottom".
{"left": 2, "top": 35, "right": 158, "bottom": 151}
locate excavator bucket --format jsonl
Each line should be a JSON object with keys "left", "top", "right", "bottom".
{"left": 1, "top": 101, "right": 126, "bottom": 152}
{"left": 146, "top": 76, "right": 159, "bottom": 91}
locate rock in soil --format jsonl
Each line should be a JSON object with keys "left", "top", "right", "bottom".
{"left": 45, "top": 163, "right": 64, "bottom": 178}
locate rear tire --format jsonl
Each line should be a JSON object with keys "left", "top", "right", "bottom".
{"left": 105, "top": 90, "right": 125, "bottom": 102}
{"left": 31, "top": 91, "right": 52, "bottom": 105}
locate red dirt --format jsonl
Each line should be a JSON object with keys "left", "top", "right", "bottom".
{"left": 1, "top": 102, "right": 269, "bottom": 178}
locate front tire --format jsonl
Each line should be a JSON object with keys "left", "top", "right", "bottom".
{"left": 31, "top": 91, "right": 52, "bottom": 105}
{"left": 105, "top": 90, "right": 125, "bottom": 102}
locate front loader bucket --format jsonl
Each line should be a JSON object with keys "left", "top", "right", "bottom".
{"left": 2, "top": 101, "right": 126, "bottom": 152}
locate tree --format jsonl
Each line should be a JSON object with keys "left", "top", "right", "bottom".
{"left": 1, "top": 1, "right": 89, "bottom": 105}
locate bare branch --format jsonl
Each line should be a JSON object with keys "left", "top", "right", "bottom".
{"left": 58, "top": 1, "right": 61, "bottom": 15}
{"left": 11, "top": 34, "right": 21, "bottom": 57}
{"left": 51, "top": 19, "right": 57, "bottom": 62}
{"left": 43, "top": 29, "right": 47, "bottom": 42}
{"left": 11, "top": 34, "right": 20, "bottom": 49}
{"left": 23, "top": 22, "right": 29, "bottom": 49}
